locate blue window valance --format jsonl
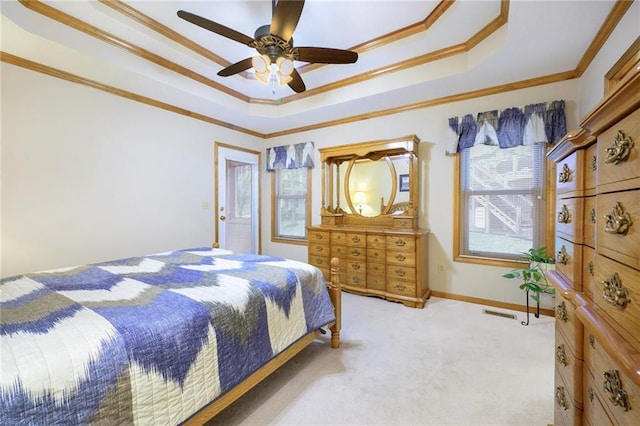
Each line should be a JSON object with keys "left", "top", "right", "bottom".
{"left": 266, "top": 141, "right": 315, "bottom": 170}
{"left": 446, "top": 100, "right": 566, "bottom": 155}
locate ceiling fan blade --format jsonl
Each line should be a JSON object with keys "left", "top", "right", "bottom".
{"left": 217, "top": 57, "right": 254, "bottom": 77}
{"left": 177, "top": 10, "right": 254, "bottom": 46}
{"left": 288, "top": 68, "right": 306, "bottom": 93}
{"left": 295, "top": 47, "right": 358, "bottom": 64}
{"left": 270, "top": 0, "right": 305, "bottom": 42}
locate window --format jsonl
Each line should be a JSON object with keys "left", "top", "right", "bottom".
{"left": 455, "top": 143, "right": 549, "bottom": 266}
{"left": 271, "top": 168, "right": 311, "bottom": 244}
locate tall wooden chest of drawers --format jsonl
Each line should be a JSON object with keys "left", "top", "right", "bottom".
{"left": 547, "top": 65, "right": 640, "bottom": 425}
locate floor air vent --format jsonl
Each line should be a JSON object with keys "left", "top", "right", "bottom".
{"left": 482, "top": 309, "right": 517, "bottom": 320}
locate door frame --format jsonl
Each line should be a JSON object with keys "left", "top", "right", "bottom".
{"left": 214, "top": 142, "right": 261, "bottom": 253}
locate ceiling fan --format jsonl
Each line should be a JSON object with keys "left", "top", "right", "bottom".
{"left": 177, "top": 0, "right": 358, "bottom": 93}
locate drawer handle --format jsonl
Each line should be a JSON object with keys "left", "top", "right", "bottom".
{"left": 315, "top": 246, "right": 325, "bottom": 253}
{"left": 589, "top": 334, "right": 595, "bottom": 349}
{"left": 395, "top": 239, "right": 407, "bottom": 247}
{"left": 591, "top": 155, "right": 597, "bottom": 171}
{"left": 395, "top": 269, "right": 406, "bottom": 277}
{"left": 555, "top": 344, "right": 568, "bottom": 367}
{"left": 395, "top": 254, "right": 407, "bottom": 262}
{"left": 398, "top": 220, "right": 408, "bottom": 226}
{"left": 556, "top": 301, "right": 568, "bottom": 323}
{"left": 351, "top": 236, "right": 361, "bottom": 243}
{"left": 351, "top": 249, "right": 361, "bottom": 256}
{"left": 558, "top": 163, "right": 572, "bottom": 183}
{"left": 602, "top": 272, "right": 631, "bottom": 309}
{"left": 557, "top": 204, "right": 571, "bottom": 224}
{"left": 351, "top": 276, "right": 361, "bottom": 284}
{"left": 603, "top": 370, "right": 631, "bottom": 412}
{"left": 555, "top": 386, "right": 569, "bottom": 411}
{"left": 352, "top": 263, "right": 360, "bottom": 270}
{"left": 315, "top": 258, "right": 324, "bottom": 265}
{"left": 395, "top": 283, "right": 407, "bottom": 291}
{"left": 588, "top": 387, "right": 595, "bottom": 404}
{"left": 588, "top": 261, "right": 594, "bottom": 277}
{"left": 315, "top": 233, "right": 324, "bottom": 239}
{"left": 589, "top": 208, "right": 596, "bottom": 224}
{"left": 604, "top": 130, "right": 634, "bottom": 165}
{"left": 604, "top": 202, "right": 632, "bottom": 235}
{"left": 556, "top": 245, "right": 569, "bottom": 265}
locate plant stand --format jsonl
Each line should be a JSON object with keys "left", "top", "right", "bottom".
{"left": 521, "top": 287, "right": 540, "bottom": 326}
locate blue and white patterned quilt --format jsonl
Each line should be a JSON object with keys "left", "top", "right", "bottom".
{"left": 0, "top": 248, "right": 335, "bottom": 425}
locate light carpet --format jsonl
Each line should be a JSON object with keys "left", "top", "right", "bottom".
{"left": 208, "top": 293, "right": 555, "bottom": 426}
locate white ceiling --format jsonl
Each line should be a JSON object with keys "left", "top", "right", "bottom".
{"left": 1, "top": 0, "right": 629, "bottom": 136}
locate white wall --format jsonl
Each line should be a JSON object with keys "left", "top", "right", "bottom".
{"left": 0, "top": 64, "right": 262, "bottom": 277}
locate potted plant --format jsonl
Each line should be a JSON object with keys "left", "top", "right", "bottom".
{"left": 503, "top": 247, "right": 555, "bottom": 325}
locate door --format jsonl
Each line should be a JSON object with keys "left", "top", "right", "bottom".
{"left": 215, "top": 143, "right": 260, "bottom": 253}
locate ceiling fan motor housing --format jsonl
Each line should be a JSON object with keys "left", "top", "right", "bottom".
{"left": 253, "top": 24, "right": 295, "bottom": 62}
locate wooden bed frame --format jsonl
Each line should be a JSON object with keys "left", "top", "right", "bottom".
{"left": 184, "top": 257, "right": 341, "bottom": 425}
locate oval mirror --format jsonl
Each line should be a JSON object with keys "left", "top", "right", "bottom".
{"left": 344, "top": 156, "right": 397, "bottom": 217}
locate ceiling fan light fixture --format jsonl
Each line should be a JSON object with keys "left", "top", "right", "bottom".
{"left": 252, "top": 54, "right": 271, "bottom": 83}
{"left": 276, "top": 57, "right": 294, "bottom": 76}
{"left": 277, "top": 72, "right": 293, "bottom": 86}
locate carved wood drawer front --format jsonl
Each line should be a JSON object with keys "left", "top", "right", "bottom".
{"left": 346, "top": 245, "right": 366, "bottom": 260}
{"left": 366, "top": 262, "right": 385, "bottom": 276}
{"left": 584, "top": 330, "right": 640, "bottom": 425}
{"left": 556, "top": 196, "right": 584, "bottom": 244}
{"left": 309, "top": 255, "right": 330, "bottom": 268}
{"left": 583, "top": 365, "right": 615, "bottom": 426}
{"left": 593, "top": 253, "right": 640, "bottom": 354}
{"left": 556, "top": 150, "right": 583, "bottom": 197}
{"left": 366, "top": 234, "right": 386, "bottom": 249}
{"left": 367, "top": 248, "right": 385, "bottom": 263}
{"left": 347, "top": 232, "right": 367, "bottom": 248}
{"left": 596, "top": 189, "right": 640, "bottom": 271}
{"left": 387, "top": 265, "right": 415, "bottom": 281}
{"left": 330, "top": 232, "right": 347, "bottom": 246}
{"left": 597, "top": 107, "right": 640, "bottom": 193}
{"left": 582, "top": 246, "right": 596, "bottom": 302}
{"left": 310, "top": 244, "right": 329, "bottom": 256}
{"left": 385, "top": 250, "right": 416, "bottom": 267}
{"left": 584, "top": 143, "right": 598, "bottom": 193}
{"left": 554, "top": 367, "right": 583, "bottom": 426}
{"left": 555, "top": 293, "right": 584, "bottom": 360}
{"left": 346, "top": 260, "right": 366, "bottom": 275}
{"left": 345, "top": 272, "right": 366, "bottom": 288}
{"left": 386, "top": 278, "right": 416, "bottom": 297}
{"left": 555, "top": 236, "right": 583, "bottom": 291}
{"left": 556, "top": 326, "right": 583, "bottom": 407}
{"left": 309, "top": 230, "right": 330, "bottom": 243}
{"left": 330, "top": 245, "right": 347, "bottom": 259}
{"left": 385, "top": 235, "right": 416, "bottom": 252}
{"left": 583, "top": 195, "right": 597, "bottom": 248}
{"left": 366, "top": 274, "right": 385, "bottom": 291}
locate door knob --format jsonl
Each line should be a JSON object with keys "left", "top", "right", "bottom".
{"left": 220, "top": 215, "right": 226, "bottom": 221}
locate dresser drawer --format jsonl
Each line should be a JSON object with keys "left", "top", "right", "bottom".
{"left": 555, "top": 292, "right": 584, "bottom": 360}
{"left": 583, "top": 364, "right": 615, "bottom": 426}
{"left": 593, "top": 253, "right": 640, "bottom": 354}
{"left": 309, "top": 243, "right": 330, "bottom": 257}
{"left": 555, "top": 237, "right": 583, "bottom": 290}
{"left": 597, "top": 107, "right": 640, "bottom": 193}
{"left": 386, "top": 250, "right": 416, "bottom": 267}
{"left": 346, "top": 232, "right": 366, "bottom": 247}
{"left": 555, "top": 367, "right": 583, "bottom": 426}
{"left": 584, "top": 143, "right": 598, "bottom": 194}
{"left": 367, "top": 262, "right": 385, "bottom": 276}
{"left": 346, "top": 245, "right": 366, "bottom": 260}
{"left": 386, "top": 235, "right": 416, "bottom": 252}
{"left": 387, "top": 264, "right": 415, "bottom": 282}
{"left": 556, "top": 197, "right": 584, "bottom": 244}
{"left": 308, "top": 230, "right": 330, "bottom": 244}
{"left": 392, "top": 216, "right": 416, "bottom": 229}
{"left": 556, "top": 327, "right": 583, "bottom": 406}
{"left": 367, "top": 233, "right": 386, "bottom": 249}
{"left": 345, "top": 259, "right": 366, "bottom": 276}
{"left": 366, "top": 273, "right": 386, "bottom": 291}
{"left": 386, "top": 277, "right": 415, "bottom": 297}
{"left": 367, "top": 248, "right": 385, "bottom": 263}
{"left": 344, "top": 272, "right": 366, "bottom": 288}
{"left": 582, "top": 245, "right": 596, "bottom": 301}
{"left": 583, "top": 196, "right": 596, "bottom": 248}
{"left": 330, "top": 245, "right": 347, "bottom": 259}
{"left": 556, "top": 150, "right": 584, "bottom": 197}
{"left": 308, "top": 254, "right": 330, "bottom": 270}
{"left": 596, "top": 189, "right": 640, "bottom": 270}
{"left": 584, "top": 328, "right": 640, "bottom": 425}
{"left": 330, "top": 231, "right": 347, "bottom": 246}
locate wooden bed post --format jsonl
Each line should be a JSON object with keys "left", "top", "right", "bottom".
{"left": 328, "top": 257, "right": 341, "bottom": 348}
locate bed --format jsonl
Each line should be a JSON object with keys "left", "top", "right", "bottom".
{"left": 0, "top": 247, "right": 341, "bottom": 425}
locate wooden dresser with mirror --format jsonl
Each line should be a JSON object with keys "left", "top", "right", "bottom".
{"left": 307, "top": 135, "right": 430, "bottom": 308}
{"left": 547, "top": 41, "right": 640, "bottom": 426}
